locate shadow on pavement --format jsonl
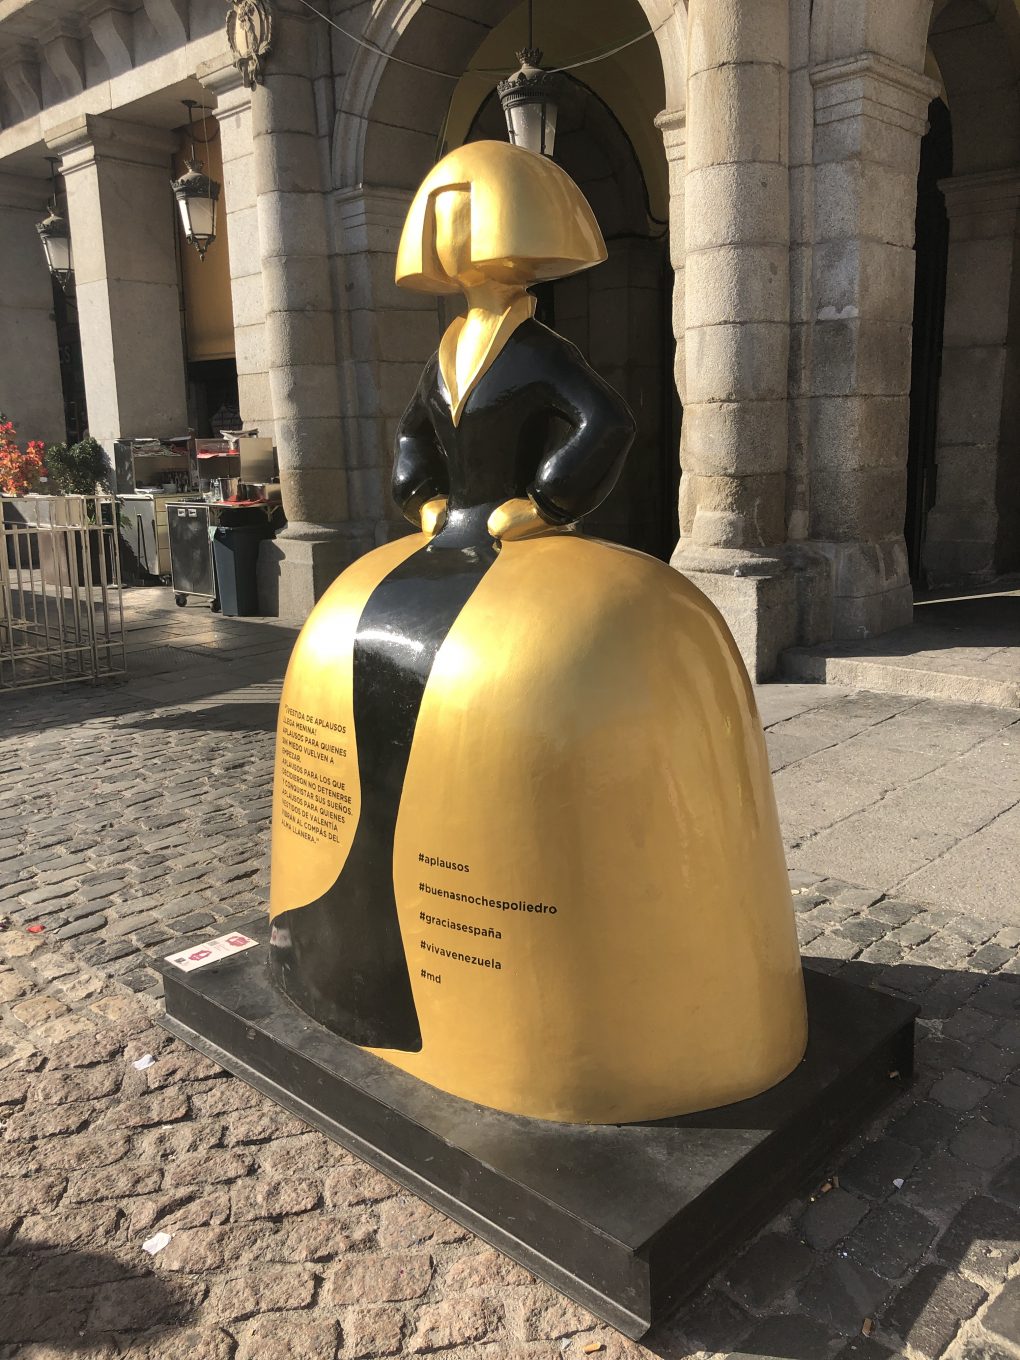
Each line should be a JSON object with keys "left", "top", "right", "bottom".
{"left": 0, "top": 671, "right": 286, "bottom": 735}
{"left": 641, "top": 955, "right": 1020, "bottom": 1359}
{"left": 120, "top": 702, "right": 281, "bottom": 734}
{"left": 903, "top": 590, "right": 1020, "bottom": 654}
{"left": 0, "top": 1239, "right": 195, "bottom": 1350}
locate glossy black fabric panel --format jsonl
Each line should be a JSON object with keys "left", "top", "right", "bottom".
{"left": 271, "top": 536, "right": 496, "bottom": 1048}
{"left": 393, "top": 320, "right": 635, "bottom": 524}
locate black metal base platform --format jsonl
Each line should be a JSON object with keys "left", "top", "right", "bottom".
{"left": 155, "top": 917, "right": 916, "bottom": 1339}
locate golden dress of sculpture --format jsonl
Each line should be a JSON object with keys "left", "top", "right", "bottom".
{"left": 267, "top": 140, "right": 808, "bottom": 1124}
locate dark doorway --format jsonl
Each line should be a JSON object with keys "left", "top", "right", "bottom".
{"left": 906, "top": 97, "right": 953, "bottom": 583}
{"left": 53, "top": 280, "right": 87, "bottom": 445}
{"left": 186, "top": 357, "right": 240, "bottom": 438}
{"left": 465, "top": 80, "right": 680, "bottom": 561}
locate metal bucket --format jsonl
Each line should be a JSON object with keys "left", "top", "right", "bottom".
{"left": 207, "top": 477, "right": 240, "bottom": 501}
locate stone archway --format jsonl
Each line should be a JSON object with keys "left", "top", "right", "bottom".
{"left": 328, "top": 0, "right": 687, "bottom": 545}
{"left": 466, "top": 79, "right": 677, "bottom": 559}
{"left": 333, "top": 2, "right": 516, "bottom": 195}
{"left": 333, "top": 0, "right": 688, "bottom": 192}
{"left": 918, "top": 0, "right": 1020, "bottom": 584}
{"left": 809, "top": 0, "right": 935, "bottom": 70}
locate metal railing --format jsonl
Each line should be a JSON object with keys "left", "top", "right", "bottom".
{"left": 1, "top": 494, "right": 127, "bottom": 692}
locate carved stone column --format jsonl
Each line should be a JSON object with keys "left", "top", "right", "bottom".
{"left": 672, "top": 0, "right": 798, "bottom": 680}
{"left": 249, "top": 1, "right": 349, "bottom": 619}
{"left": 806, "top": 53, "right": 937, "bottom": 637}
{"left": 46, "top": 114, "right": 187, "bottom": 480}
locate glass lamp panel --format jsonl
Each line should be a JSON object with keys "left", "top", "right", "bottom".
{"left": 43, "top": 229, "right": 71, "bottom": 277}
{"left": 509, "top": 100, "right": 545, "bottom": 154}
{"left": 541, "top": 99, "right": 557, "bottom": 156}
{"left": 187, "top": 194, "right": 216, "bottom": 243}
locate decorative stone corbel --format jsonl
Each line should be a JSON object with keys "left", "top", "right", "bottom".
{"left": 89, "top": 7, "right": 134, "bottom": 79}
{"left": 142, "top": 0, "right": 188, "bottom": 47}
{"left": 42, "top": 33, "right": 86, "bottom": 100}
{"left": 3, "top": 55, "right": 43, "bottom": 120}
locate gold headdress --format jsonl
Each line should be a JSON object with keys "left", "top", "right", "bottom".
{"left": 395, "top": 140, "right": 606, "bottom": 293}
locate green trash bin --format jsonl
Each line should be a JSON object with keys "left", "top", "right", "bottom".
{"left": 211, "top": 517, "right": 270, "bottom": 616}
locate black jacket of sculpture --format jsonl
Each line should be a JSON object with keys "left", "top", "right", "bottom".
{"left": 269, "top": 319, "right": 635, "bottom": 1050}
{"left": 394, "top": 319, "right": 636, "bottom": 531}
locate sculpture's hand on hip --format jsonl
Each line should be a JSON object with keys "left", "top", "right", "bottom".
{"left": 487, "top": 497, "right": 564, "bottom": 544}
{"left": 420, "top": 497, "right": 448, "bottom": 538}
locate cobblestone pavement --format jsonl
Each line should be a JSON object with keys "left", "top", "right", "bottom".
{"left": 1, "top": 588, "right": 1019, "bottom": 1359}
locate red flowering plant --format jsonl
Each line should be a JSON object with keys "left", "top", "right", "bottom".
{"left": 0, "top": 415, "right": 47, "bottom": 495}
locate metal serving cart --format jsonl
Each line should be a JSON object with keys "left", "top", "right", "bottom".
{"left": 167, "top": 500, "right": 218, "bottom": 609}
{"left": 167, "top": 497, "right": 279, "bottom": 614}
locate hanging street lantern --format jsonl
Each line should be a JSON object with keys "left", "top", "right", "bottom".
{"left": 36, "top": 157, "right": 73, "bottom": 291}
{"left": 172, "top": 99, "right": 221, "bottom": 261}
{"left": 497, "top": 46, "right": 563, "bottom": 158}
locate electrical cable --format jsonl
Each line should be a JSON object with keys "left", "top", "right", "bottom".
{"left": 291, "top": 0, "right": 669, "bottom": 80}
{"left": 550, "top": 19, "right": 671, "bottom": 73}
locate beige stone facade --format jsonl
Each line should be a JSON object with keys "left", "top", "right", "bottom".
{"left": 0, "top": 0, "right": 1016, "bottom": 674}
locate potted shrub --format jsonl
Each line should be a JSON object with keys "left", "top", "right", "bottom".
{"left": 44, "top": 435, "right": 111, "bottom": 496}
{"left": 44, "top": 435, "right": 118, "bottom": 586}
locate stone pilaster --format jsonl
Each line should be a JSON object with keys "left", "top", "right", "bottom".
{"left": 198, "top": 57, "right": 273, "bottom": 442}
{"left": 0, "top": 173, "right": 65, "bottom": 445}
{"left": 45, "top": 113, "right": 187, "bottom": 479}
{"left": 924, "top": 170, "right": 1020, "bottom": 584}
{"left": 806, "top": 53, "right": 937, "bottom": 637}
{"left": 672, "top": 0, "right": 797, "bottom": 680}
{"left": 332, "top": 184, "right": 441, "bottom": 550}
{"left": 251, "top": 1, "right": 348, "bottom": 620}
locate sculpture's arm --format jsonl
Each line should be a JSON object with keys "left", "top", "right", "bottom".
{"left": 488, "top": 340, "right": 635, "bottom": 544}
{"left": 392, "top": 377, "right": 448, "bottom": 531}
{"left": 530, "top": 347, "right": 636, "bottom": 524}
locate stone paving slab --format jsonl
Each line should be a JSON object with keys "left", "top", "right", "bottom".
{"left": 783, "top": 583, "right": 1020, "bottom": 711}
{"left": 1, "top": 589, "right": 1020, "bottom": 1359}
